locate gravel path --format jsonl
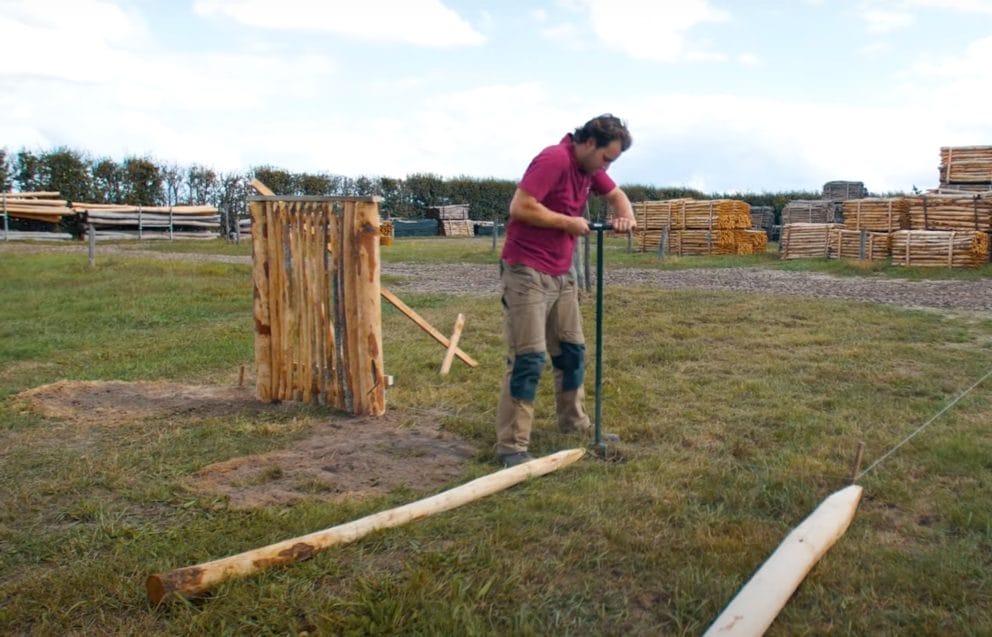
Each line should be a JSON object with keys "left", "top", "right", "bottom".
{"left": 3, "top": 242, "right": 990, "bottom": 313}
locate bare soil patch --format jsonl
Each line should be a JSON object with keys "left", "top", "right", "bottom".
{"left": 14, "top": 380, "right": 475, "bottom": 509}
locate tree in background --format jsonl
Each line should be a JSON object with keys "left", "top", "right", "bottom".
{"left": 252, "top": 166, "right": 294, "bottom": 195}
{"left": 40, "top": 148, "right": 92, "bottom": 203}
{"left": 186, "top": 165, "right": 219, "bottom": 205}
{"left": 122, "top": 157, "right": 162, "bottom": 206}
{"left": 92, "top": 158, "right": 126, "bottom": 203}
{"left": 0, "top": 149, "right": 11, "bottom": 192}
{"left": 14, "top": 150, "right": 43, "bottom": 192}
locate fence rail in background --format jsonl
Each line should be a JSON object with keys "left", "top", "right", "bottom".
{"left": 250, "top": 196, "right": 385, "bottom": 416}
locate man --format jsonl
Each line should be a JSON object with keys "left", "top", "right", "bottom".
{"left": 496, "top": 114, "right": 637, "bottom": 467}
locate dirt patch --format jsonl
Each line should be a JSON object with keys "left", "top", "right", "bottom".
{"left": 14, "top": 380, "right": 476, "bottom": 509}
{"left": 14, "top": 380, "right": 263, "bottom": 426}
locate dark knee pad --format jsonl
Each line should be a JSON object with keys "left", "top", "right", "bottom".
{"left": 510, "top": 352, "right": 545, "bottom": 400}
{"left": 552, "top": 342, "right": 585, "bottom": 392}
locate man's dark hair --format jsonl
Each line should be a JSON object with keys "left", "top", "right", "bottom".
{"left": 573, "top": 114, "right": 632, "bottom": 151}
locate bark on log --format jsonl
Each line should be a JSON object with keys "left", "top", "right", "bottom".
{"left": 147, "top": 448, "right": 586, "bottom": 604}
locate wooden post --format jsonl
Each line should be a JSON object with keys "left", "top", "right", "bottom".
{"left": 147, "top": 448, "right": 586, "bottom": 604}
{"left": 704, "top": 485, "right": 864, "bottom": 636}
{"left": 87, "top": 225, "right": 96, "bottom": 267}
{"left": 250, "top": 200, "right": 273, "bottom": 402}
{"left": 349, "top": 199, "right": 385, "bottom": 415}
{"left": 440, "top": 313, "right": 465, "bottom": 375}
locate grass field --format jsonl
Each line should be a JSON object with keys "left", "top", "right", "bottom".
{"left": 1, "top": 237, "right": 991, "bottom": 635}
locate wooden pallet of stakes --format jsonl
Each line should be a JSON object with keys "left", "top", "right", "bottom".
{"left": 940, "top": 146, "right": 992, "bottom": 184}
{"left": 890, "top": 229, "right": 990, "bottom": 268}
{"left": 780, "top": 223, "right": 844, "bottom": 259}
{"left": 829, "top": 228, "right": 891, "bottom": 260}
{"left": 905, "top": 194, "right": 992, "bottom": 232}
{"left": 841, "top": 197, "right": 909, "bottom": 232}
{"left": 781, "top": 200, "right": 836, "bottom": 225}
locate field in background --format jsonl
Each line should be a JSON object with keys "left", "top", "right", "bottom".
{"left": 0, "top": 240, "right": 990, "bottom": 634}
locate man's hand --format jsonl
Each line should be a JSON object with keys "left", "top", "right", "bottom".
{"left": 566, "top": 216, "right": 591, "bottom": 236}
{"left": 611, "top": 215, "right": 636, "bottom": 233}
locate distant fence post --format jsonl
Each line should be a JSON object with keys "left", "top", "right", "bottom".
{"left": 88, "top": 225, "right": 96, "bottom": 267}
{"left": 250, "top": 195, "right": 385, "bottom": 416}
{"left": 2, "top": 194, "right": 8, "bottom": 241}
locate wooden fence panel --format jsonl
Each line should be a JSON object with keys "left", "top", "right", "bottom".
{"left": 250, "top": 197, "right": 385, "bottom": 415}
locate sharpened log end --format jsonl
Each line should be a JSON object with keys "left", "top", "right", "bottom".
{"left": 146, "top": 573, "right": 169, "bottom": 605}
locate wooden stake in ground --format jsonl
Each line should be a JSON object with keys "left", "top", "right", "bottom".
{"left": 380, "top": 287, "right": 479, "bottom": 368}
{"left": 147, "top": 448, "right": 585, "bottom": 604}
{"left": 704, "top": 485, "right": 864, "bottom": 637}
{"left": 440, "top": 313, "right": 466, "bottom": 375}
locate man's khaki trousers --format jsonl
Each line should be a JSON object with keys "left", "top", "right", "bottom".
{"left": 496, "top": 262, "right": 590, "bottom": 455}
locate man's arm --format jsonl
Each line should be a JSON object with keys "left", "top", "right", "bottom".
{"left": 509, "top": 188, "right": 590, "bottom": 236}
{"left": 603, "top": 187, "right": 636, "bottom": 233}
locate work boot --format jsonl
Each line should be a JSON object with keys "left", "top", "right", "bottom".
{"left": 498, "top": 451, "right": 535, "bottom": 467}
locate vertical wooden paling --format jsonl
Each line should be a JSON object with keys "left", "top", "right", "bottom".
{"left": 353, "top": 199, "right": 385, "bottom": 415}
{"left": 250, "top": 200, "right": 272, "bottom": 401}
{"left": 341, "top": 201, "right": 360, "bottom": 413}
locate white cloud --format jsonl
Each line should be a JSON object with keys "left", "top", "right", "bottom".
{"left": 904, "top": 0, "right": 992, "bottom": 13}
{"left": 581, "top": 0, "right": 730, "bottom": 62}
{"left": 862, "top": 9, "right": 915, "bottom": 32}
{"left": 192, "top": 0, "right": 485, "bottom": 47}
{"left": 737, "top": 52, "right": 761, "bottom": 67}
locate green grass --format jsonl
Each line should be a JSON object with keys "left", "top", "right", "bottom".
{"left": 1, "top": 246, "right": 991, "bottom": 635}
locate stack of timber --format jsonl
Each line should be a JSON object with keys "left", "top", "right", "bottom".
{"left": 379, "top": 220, "right": 394, "bottom": 245}
{"left": 829, "top": 229, "right": 891, "bottom": 260}
{"left": 238, "top": 217, "right": 252, "bottom": 239}
{"left": 750, "top": 206, "right": 774, "bottom": 232}
{"left": 890, "top": 230, "right": 990, "bottom": 268}
{"left": 939, "top": 146, "right": 992, "bottom": 190}
{"left": 904, "top": 193, "right": 992, "bottom": 232}
{"left": 438, "top": 219, "right": 474, "bottom": 237}
{"left": 74, "top": 203, "right": 221, "bottom": 240}
{"left": 781, "top": 200, "right": 837, "bottom": 225}
{"left": 633, "top": 199, "right": 758, "bottom": 255}
{"left": 424, "top": 204, "right": 470, "bottom": 220}
{"left": 632, "top": 199, "right": 690, "bottom": 251}
{"left": 841, "top": 197, "right": 909, "bottom": 232}
{"left": 780, "top": 223, "right": 844, "bottom": 259}
{"left": 1, "top": 191, "right": 76, "bottom": 240}
{"left": 822, "top": 181, "right": 868, "bottom": 201}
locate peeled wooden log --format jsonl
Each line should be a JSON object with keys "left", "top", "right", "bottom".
{"left": 381, "top": 288, "right": 479, "bottom": 367}
{"left": 147, "top": 448, "right": 586, "bottom": 604}
{"left": 704, "top": 485, "right": 864, "bottom": 637}
{"left": 439, "top": 313, "right": 466, "bottom": 375}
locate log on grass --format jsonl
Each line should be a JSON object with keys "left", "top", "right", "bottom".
{"left": 704, "top": 485, "right": 864, "bottom": 637}
{"left": 147, "top": 448, "right": 586, "bottom": 604}
{"left": 439, "top": 313, "right": 465, "bottom": 375}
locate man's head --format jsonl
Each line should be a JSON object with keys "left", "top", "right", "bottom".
{"left": 572, "top": 114, "right": 632, "bottom": 175}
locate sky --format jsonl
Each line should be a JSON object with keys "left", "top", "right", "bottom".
{"left": 2, "top": 0, "right": 992, "bottom": 195}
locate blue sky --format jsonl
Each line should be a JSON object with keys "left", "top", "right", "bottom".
{"left": 2, "top": 0, "right": 991, "bottom": 194}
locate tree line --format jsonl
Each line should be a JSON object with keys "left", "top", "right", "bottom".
{"left": 0, "top": 146, "right": 824, "bottom": 227}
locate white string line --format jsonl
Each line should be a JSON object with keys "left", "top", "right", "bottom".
{"left": 857, "top": 366, "right": 992, "bottom": 481}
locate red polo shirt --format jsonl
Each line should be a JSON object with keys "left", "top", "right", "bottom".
{"left": 502, "top": 134, "right": 616, "bottom": 276}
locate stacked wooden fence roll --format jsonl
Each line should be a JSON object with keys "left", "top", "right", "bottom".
{"left": 890, "top": 230, "right": 990, "bottom": 268}
{"left": 940, "top": 146, "right": 992, "bottom": 187}
{"left": 780, "top": 223, "right": 843, "bottom": 259}
{"left": 829, "top": 229, "right": 891, "bottom": 260}
{"left": 750, "top": 206, "right": 774, "bottom": 232}
{"left": 250, "top": 196, "right": 385, "bottom": 415}
{"left": 633, "top": 199, "right": 757, "bottom": 255}
{"left": 781, "top": 200, "right": 836, "bottom": 225}
{"left": 904, "top": 194, "right": 992, "bottom": 232}
{"left": 74, "top": 203, "right": 221, "bottom": 240}
{"left": 823, "top": 181, "right": 868, "bottom": 201}
{"left": 841, "top": 198, "right": 908, "bottom": 232}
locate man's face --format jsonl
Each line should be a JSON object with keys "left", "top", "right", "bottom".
{"left": 575, "top": 138, "right": 623, "bottom": 175}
